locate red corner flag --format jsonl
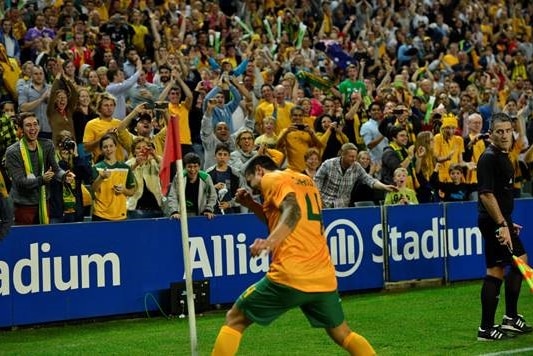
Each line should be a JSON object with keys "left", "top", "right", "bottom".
{"left": 512, "top": 255, "right": 533, "bottom": 293}
{"left": 160, "top": 115, "right": 182, "bottom": 196}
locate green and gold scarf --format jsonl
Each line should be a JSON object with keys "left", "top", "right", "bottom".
{"left": 20, "top": 138, "right": 49, "bottom": 224}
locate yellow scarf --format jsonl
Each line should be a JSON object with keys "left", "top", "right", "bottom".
{"left": 20, "top": 138, "right": 49, "bottom": 224}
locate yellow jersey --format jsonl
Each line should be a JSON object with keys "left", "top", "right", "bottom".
{"left": 261, "top": 170, "right": 337, "bottom": 292}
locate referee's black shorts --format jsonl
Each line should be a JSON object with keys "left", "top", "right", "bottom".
{"left": 478, "top": 215, "right": 526, "bottom": 268}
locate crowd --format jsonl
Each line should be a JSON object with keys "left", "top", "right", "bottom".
{"left": 0, "top": 0, "right": 532, "bottom": 225}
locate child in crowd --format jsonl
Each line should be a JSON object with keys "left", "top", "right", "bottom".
{"left": 254, "top": 116, "right": 278, "bottom": 148}
{"left": 166, "top": 152, "right": 216, "bottom": 219}
{"left": 384, "top": 167, "right": 419, "bottom": 205}
{"left": 206, "top": 143, "right": 245, "bottom": 215}
{"left": 430, "top": 163, "right": 477, "bottom": 202}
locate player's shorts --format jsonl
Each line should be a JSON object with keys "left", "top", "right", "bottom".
{"left": 235, "top": 276, "right": 344, "bottom": 328}
{"left": 478, "top": 215, "right": 526, "bottom": 268}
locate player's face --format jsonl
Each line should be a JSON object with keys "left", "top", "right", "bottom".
{"left": 489, "top": 120, "right": 513, "bottom": 152}
{"left": 246, "top": 167, "right": 263, "bottom": 192}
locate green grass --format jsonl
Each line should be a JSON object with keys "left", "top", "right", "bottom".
{"left": 1, "top": 281, "right": 532, "bottom": 355}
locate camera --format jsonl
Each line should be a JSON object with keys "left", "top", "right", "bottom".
{"left": 59, "top": 138, "right": 76, "bottom": 151}
{"left": 154, "top": 101, "right": 169, "bottom": 110}
{"left": 295, "top": 124, "right": 306, "bottom": 130}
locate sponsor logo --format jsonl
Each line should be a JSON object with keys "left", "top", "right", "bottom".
{"left": 0, "top": 243, "right": 121, "bottom": 296}
{"left": 325, "top": 219, "right": 363, "bottom": 277}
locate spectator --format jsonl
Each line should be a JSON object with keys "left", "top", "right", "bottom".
{"left": 161, "top": 73, "right": 195, "bottom": 157}
{"left": 105, "top": 55, "right": 142, "bottom": 119}
{"left": 206, "top": 143, "right": 245, "bottom": 215}
{"left": 431, "top": 163, "right": 476, "bottom": 202}
{"left": 314, "top": 143, "right": 396, "bottom": 208}
{"left": 463, "top": 113, "right": 489, "bottom": 186}
{"left": 384, "top": 167, "right": 419, "bottom": 206}
{"left": 230, "top": 128, "right": 284, "bottom": 173}
{"left": 0, "top": 18, "right": 21, "bottom": 61}
{"left": 413, "top": 131, "right": 437, "bottom": 203}
{"left": 166, "top": 152, "right": 216, "bottom": 220}
{"left": 47, "top": 73, "right": 78, "bottom": 144}
{"left": 0, "top": 100, "right": 18, "bottom": 162}
{"left": 125, "top": 137, "right": 164, "bottom": 219}
{"left": 203, "top": 74, "right": 242, "bottom": 134}
{"left": 381, "top": 125, "right": 418, "bottom": 190}
{"left": 360, "top": 101, "right": 389, "bottom": 164}
{"left": 315, "top": 113, "right": 349, "bottom": 161}
{"left": 302, "top": 147, "right": 322, "bottom": 180}
{"left": 276, "top": 105, "right": 322, "bottom": 172}
{"left": 91, "top": 133, "right": 136, "bottom": 221}
{"left": 254, "top": 116, "right": 278, "bottom": 149}
{"left": 5, "top": 112, "right": 74, "bottom": 225}
{"left": 433, "top": 114, "right": 465, "bottom": 183}
{"left": 127, "top": 69, "right": 161, "bottom": 111}
{"left": 49, "top": 130, "right": 90, "bottom": 223}
{"left": 18, "top": 65, "right": 52, "bottom": 139}
{"left": 350, "top": 150, "right": 382, "bottom": 206}
{"left": 83, "top": 92, "right": 131, "bottom": 163}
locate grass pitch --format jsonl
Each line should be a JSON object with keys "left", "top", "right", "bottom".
{"left": 1, "top": 281, "right": 532, "bottom": 355}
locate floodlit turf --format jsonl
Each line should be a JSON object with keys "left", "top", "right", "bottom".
{"left": 1, "top": 281, "right": 532, "bottom": 355}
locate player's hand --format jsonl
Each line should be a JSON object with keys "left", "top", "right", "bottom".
{"left": 235, "top": 188, "right": 255, "bottom": 208}
{"left": 250, "top": 238, "right": 270, "bottom": 257}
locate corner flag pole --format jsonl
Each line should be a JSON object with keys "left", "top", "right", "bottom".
{"left": 169, "top": 114, "right": 198, "bottom": 355}
{"left": 176, "top": 157, "right": 199, "bottom": 355}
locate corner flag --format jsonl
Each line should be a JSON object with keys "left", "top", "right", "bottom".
{"left": 159, "top": 115, "right": 182, "bottom": 196}
{"left": 512, "top": 255, "right": 533, "bottom": 293}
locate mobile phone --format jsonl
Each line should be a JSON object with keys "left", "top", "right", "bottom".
{"left": 295, "top": 124, "right": 306, "bottom": 130}
{"left": 154, "top": 101, "right": 169, "bottom": 110}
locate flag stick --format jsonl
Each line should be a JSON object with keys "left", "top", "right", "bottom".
{"left": 176, "top": 157, "right": 199, "bottom": 355}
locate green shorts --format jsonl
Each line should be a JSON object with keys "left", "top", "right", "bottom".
{"left": 235, "top": 276, "right": 345, "bottom": 328}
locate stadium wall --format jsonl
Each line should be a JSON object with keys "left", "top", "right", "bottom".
{"left": 1, "top": 199, "right": 532, "bottom": 327}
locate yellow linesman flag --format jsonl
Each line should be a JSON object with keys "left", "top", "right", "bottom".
{"left": 512, "top": 255, "right": 533, "bottom": 293}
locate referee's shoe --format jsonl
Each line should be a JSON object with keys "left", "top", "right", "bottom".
{"left": 501, "top": 314, "right": 533, "bottom": 334}
{"left": 477, "top": 325, "right": 514, "bottom": 341}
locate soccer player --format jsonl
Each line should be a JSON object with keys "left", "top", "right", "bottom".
{"left": 477, "top": 113, "right": 532, "bottom": 340}
{"left": 211, "top": 155, "right": 376, "bottom": 355}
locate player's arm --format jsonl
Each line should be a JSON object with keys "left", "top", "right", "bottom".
{"left": 250, "top": 193, "right": 301, "bottom": 257}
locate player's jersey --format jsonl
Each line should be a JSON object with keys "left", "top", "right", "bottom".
{"left": 261, "top": 170, "right": 337, "bottom": 292}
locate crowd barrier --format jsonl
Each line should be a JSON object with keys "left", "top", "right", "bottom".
{"left": 1, "top": 199, "right": 532, "bottom": 328}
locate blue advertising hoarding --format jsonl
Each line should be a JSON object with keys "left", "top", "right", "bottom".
{"left": 444, "top": 201, "right": 485, "bottom": 281}
{"left": 1, "top": 200, "right": 533, "bottom": 328}
{"left": 386, "top": 203, "right": 445, "bottom": 281}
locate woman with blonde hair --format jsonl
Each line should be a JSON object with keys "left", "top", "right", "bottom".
{"left": 414, "top": 130, "right": 437, "bottom": 203}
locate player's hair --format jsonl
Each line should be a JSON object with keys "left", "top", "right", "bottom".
{"left": 489, "top": 112, "right": 512, "bottom": 131}
{"left": 243, "top": 155, "right": 278, "bottom": 176}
